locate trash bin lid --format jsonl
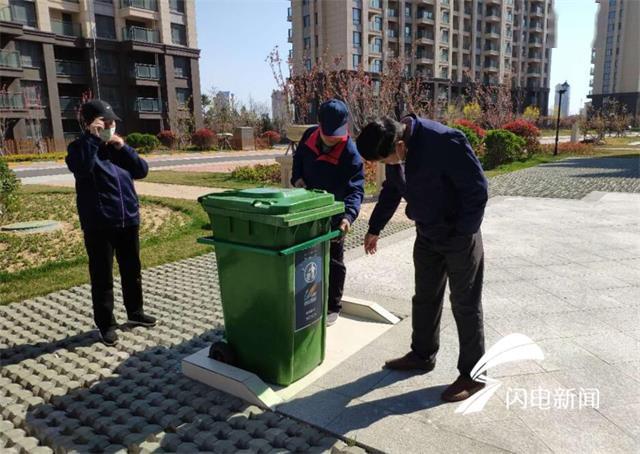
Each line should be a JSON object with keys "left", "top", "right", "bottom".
{"left": 199, "top": 188, "right": 337, "bottom": 215}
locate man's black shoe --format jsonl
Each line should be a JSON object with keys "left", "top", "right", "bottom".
{"left": 99, "top": 327, "right": 118, "bottom": 346}
{"left": 127, "top": 313, "right": 157, "bottom": 327}
{"left": 383, "top": 351, "right": 435, "bottom": 373}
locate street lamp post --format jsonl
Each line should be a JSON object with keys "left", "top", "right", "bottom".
{"left": 554, "top": 81, "right": 569, "bottom": 156}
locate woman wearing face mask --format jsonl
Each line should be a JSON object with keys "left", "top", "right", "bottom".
{"left": 66, "top": 99, "right": 156, "bottom": 347}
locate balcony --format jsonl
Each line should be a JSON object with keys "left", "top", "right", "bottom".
{"left": 0, "top": 50, "right": 22, "bottom": 70}
{"left": 370, "top": 23, "right": 383, "bottom": 34}
{"left": 416, "top": 32, "right": 434, "bottom": 43}
{"left": 131, "top": 63, "right": 160, "bottom": 80}
{"left": 530, "top": 7, "right": 544, "bottom": 17}
{"left": 485, "top": 28, "right": 500, "bottom": 39}
{"left": 416, "top": 53, "right": 434, "bottom": 63}
{"left": 386, "top": 29, "right": 398, "bottom": 39}
{"left": 369, "top": 45, "right": 382, "bottom": 55}
{"left": 528, "top": 52, "right": 543, "bottom": 60}
{"left": 0, "top": 92, "right": 26, "bottom": 111}
{"left": 59, "top": 96, "right": 82, "bottom": 114}
{"left": 123, "top": 26, "right": 160, "bottom": 43}
{"left": 287, "top": 7, "right": 291, "bottom": 21}
{"left": 287, "top": 29, "right": 292, "bottom": 43}
{"left": 484, "top": 46, "right": 500, "bottom": 55}
{"left": 486, "top": 11, "right": 501, "bottom": 22}
{"left": 120, "top": 0, "right": 158, "bottom": 11}
{"left": 133, "top": 97, "right": 161, "bottom": 113}
{"left": 484, "top": 63, "right": 499, "bottom": 72}
{"left": 417, "top": 11, "right": 434, "bottom": 22}
{"left": 529, "top": 22, "right": 543, "bottom": 31}
{"left": 529, "top": 38, "right": 543, "bottom": 47}
{"left": 55, "top": 59, "right": 87, "bottom": 77}
{"left": 388, "top": 9, "right": 398, "bottom": 19}
{"left": 51, "top": 20, "right": 82, "bottom": 38}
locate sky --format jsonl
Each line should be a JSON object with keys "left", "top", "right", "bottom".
{"left": 196, "top": 0, "right": 598, "bottom": 116}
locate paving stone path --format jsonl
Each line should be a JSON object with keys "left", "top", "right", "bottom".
{"left": 490, "top": 156, "right": 640, "bottom": 199}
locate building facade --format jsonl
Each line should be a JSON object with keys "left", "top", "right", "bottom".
{"left": 0, "top": 0, "right": 203, "bottom": 151}
{"left": 589, "top": 0, "right": 640, "bottom": 118}
{"left": 553, "top": 81, "right": 569, "bottom": 117}
{"left": 288, "top": 0, "right": 556, "bottom": 114}
{"left": 271, "top": 89, "right": 290, "bottom": 125}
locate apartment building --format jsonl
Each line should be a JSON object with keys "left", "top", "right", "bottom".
{"left": 289, "top": 0, "right": 556, "bottom": 114}
{"left": 589, "top": 0, "right": 639, "bottom": 118}
{"left": 0, "top": 0, "right": 203, "bottom": 151}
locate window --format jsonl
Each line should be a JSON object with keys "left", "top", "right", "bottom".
{"left": 305, "top": 59, "right": 312, "bottom": 71}
{"left": 404, "top": 24, "right": 412, "bottom": 38}
{"left": 303, "top": 15, "right": 310, "bottom": 27}
{"left": 304, "top": 37, "right": 311, "bottom": 49}
{"left": 97, "top": 50, "right": 119, "bottom": 75}
{"left": 441, "top": 29, "right": 449, "bottom": 42}
{"left": 8, "top": 0, "right": 37, "bottom": 27}
{"left": 314, "top": 13, "right": 318, "bottom": 24}
{"left": 442, "top": 11, "right": 449, "bottom": 23}
{"left": 21, "top": 81, "right": 46, "bottom": 106}
{"left": 169, "top": 0, "right": 185, "bottom": 13}
{"left": 176, "top": 88, "right": 191, "bottom": 108}
{"left": 352, "top": 53, "right": 362, "bottom": 68}
{"left": 404, "top": 3, "right": 411, "bottom": 18}
{"left": 372, "top": 37, "right": 383, "bottom": 52}
{"left": 15, "top": 40, "right": 42, "bottom": 68}
{"left": 353, "top": 31, "right": 362, "bottom": 47}
{"left": 371, "top": 59, "right": 382, "bottom": 73}
{"left": 315, "top": 35, "right": 318, "bottom": 47}
{"left": 95, "top": 15, "right": 116, "bottom": 40}
{"left": 475, "top": 37, "right": 481, "bottom": 50}
{"left": 171, "top": 23, "right": 187, "bottom": 45}
{"left": 373, "top": 15, "right": 382, "bottom": 30}
{"left": 100, "top": 86, "right": 121, "bottom": 111}
{"left": 352, "top": 8, "right": 361, "bottom": 25}
{"left": 173, "top": 56, "right": 190, "bottom": 78}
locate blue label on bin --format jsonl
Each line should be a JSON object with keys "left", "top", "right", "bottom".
{"left": 294, "top": 243, "right": 324, "bottom": 331}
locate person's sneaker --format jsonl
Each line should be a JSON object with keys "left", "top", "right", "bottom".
{"left": 127, "top": 313, "right": 157, "bottom": 327}
{"left": 326, "top": 312, "right": 339, "bottom": 327}
{"left": 441, "top": 375, "right": 486, "bottom": 402}
{"left": 383, "top": 351, "right": 435, "bottom": 372}
{"left": 99, "top": 327, "right": 118, "bottom": 346}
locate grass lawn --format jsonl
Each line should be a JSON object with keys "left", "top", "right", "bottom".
{"left": 145, "top": 170, "right": 257, "bottom": 189}
{"left": 0, "top": 185, "right": 211, "bottom": 305}
{"left": 540, "top": 129, "right": 572, "bottom": 137}
{"left": 591, "top": 135, "right": 640, "bottom": 149}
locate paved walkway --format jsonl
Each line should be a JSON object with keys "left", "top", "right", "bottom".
{"left": 280, "top": 191, "right": 640, "bottom": 453}
{"left": 490, "top": 156, "right": 640, "bottom": 199}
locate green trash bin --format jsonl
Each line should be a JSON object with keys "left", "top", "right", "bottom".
{"left": 197, "top": 188, "right": 345, "bottom": 386}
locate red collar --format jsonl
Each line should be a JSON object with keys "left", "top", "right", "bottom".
{"left": 304, "top": 128, "right": 348, "bottom": 165}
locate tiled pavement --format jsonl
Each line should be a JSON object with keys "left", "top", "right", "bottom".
{"left": 1, "top": 155, "right": 639, "bottom": 453}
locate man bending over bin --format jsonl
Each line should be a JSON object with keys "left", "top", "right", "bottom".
{"left": 66, "top": 99, "right": 156, "bottom": 347}
{"left": 291, "top": 99, "right": 365, "bottom": 326}
{"left": 356, "top": 115, "right": 489, "bottom": 402}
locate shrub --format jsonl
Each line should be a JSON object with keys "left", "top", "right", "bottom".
{"left": 463, "top": 102, "right": 482, "bottom": 122}
{"left": 2, "top": 151, "right": 67, "bottom": 163}
{"left": 261, "top": 130, "right": 281, "bottom": 148}
{"left": 0, "top": 158, "right": 20, "bottom": 218}
{"left": 191, "top": 128, "right": 216, "bottom": 151}
{"left": 522, "top": 106, "right": 541, "bottom": 123}
{"left": 230, "top": 163, "right": 281, "bottom": 185}
{"left": 452, "top": 125, "right": 482, "bottom": 152}
{"left": 483, "top": 129, "right": 526, "bottom": 169}
{"left": 539, "top": 142, "right": 594, "bottom": 155}
{"left": 453, "top": 119, "right": 486, "bottom": 138}
{"left": 502, "top": 119, "right": 541, "bottom": 155}
{"left": 157, "top": 130, "right": 178, "bottom": 149}
{"left": 125, "top": 133, "right": 160, "bottom": 153}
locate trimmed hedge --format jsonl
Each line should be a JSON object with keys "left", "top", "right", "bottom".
{"left": 483, "top": 129, "right": 526, "bottom": 169}
{"left": 125, "top": 133, "right": 160, "bottom": 152}
{"left": 0, "top": 158, "right": 20, "bottom": 218}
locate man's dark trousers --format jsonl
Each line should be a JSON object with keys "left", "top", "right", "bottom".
{"left": 328, "top": 238, "right": 346, "bottom": 314}
{"left": 411, "top": 229, "right": 485, "bottom": 376}
{"left": 83, "top": 226, "right": 144, "bottom": 332}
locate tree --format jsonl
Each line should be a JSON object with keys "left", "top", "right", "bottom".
{"left": 522, "top": 106, "right": 540, "bottom": 123}
{"left": 463, "top": 102, "right": 482, "bottom": 122}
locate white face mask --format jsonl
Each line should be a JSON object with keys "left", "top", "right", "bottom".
{"left": 100, "top": 126, "right": 116, "bottom": 142}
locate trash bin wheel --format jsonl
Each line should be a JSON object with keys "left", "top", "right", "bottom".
{"left": 209, "top": 341, "right": 237, "bottom": 365}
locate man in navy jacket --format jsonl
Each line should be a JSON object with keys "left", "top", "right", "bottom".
{"left": 66, "top": 99, "right": 156, "bottom": 346}
{"left": 291, "top": 99, "right": 365, "bottom": 326}
{"left": 356, "top": 115, "right": 488, "bottom": 402}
